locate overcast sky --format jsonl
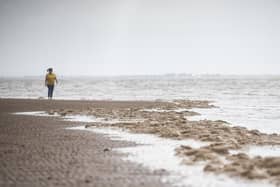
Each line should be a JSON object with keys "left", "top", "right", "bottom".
{"left": 0, "top": 0, "right": 280, "bottom": 76}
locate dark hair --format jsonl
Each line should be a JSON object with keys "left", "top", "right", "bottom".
{"left": 47, "top": 68, "right": 53, "bottom": 72}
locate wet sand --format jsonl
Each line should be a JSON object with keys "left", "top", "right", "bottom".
{"left": 0, "top": 99, "right": 169, "bottom": 187}
{"left": 43, "top": 99, "right": 280, "bottom": 186}
{"left": 2, "top": 98, "right": 280, "bottom": 186}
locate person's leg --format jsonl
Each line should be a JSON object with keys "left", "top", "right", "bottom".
{"left": 47, "top": 85, "right": 51, "bottom": 98}
{"left": 50, "top": 85, "right": 54, "bottom": 99}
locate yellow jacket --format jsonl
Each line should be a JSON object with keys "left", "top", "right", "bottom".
{"left": 45, "top": 73, "right": 57, "bottom": 85}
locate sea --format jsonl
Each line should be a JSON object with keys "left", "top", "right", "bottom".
{"left": 1, "top": 74, "right": 280, "bottom": 134}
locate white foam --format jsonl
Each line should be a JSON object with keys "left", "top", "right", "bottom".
{"left": 141, "top": 108, "right": 190, "bottom": 113}
{"left": 63, "top": 115, "right": 144, "bottom": 124}
{"left": 13, "top": 111, "right": 60, "bottom": 117}
{"left": 248, "top": 145, "right": 280, "bottom": 157}
{"left": 189, "top": 106, "right": 280, "bottom": 134}
{"left": 13, "top": 112, "right": 143, "bottom": 124}
{"left": 69, "top": 126, "right": 274, "bottom": 187}
{"left": 13, "top": 112, "right": 277, "bottom": 186}
{"left": 230, "top": 145, "right": 280, "bottom": 158}
{"left": 62, "top": 115, "right": 106, "bottom": 123}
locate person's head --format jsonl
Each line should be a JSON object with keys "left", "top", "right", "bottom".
{"left": 47, "top": 68, "right": 53, "bottom": 73}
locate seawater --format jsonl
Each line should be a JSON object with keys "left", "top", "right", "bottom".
{"left": 1, "top": 75, "right": 280, "bottom": 133}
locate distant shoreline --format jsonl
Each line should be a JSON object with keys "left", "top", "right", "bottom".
{"left": 1, "top": 74, "right": 280, "bottom": 79}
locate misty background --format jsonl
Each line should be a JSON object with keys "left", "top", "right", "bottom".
{"left": 0, "top": 0, "right": 280, "bottom": 77}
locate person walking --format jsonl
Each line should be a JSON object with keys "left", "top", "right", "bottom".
{"left": 45, "top": 68, "right": 58, "bottom": 99}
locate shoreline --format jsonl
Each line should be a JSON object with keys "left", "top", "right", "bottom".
{"left": 0, "top": 98, "right": 170, "bottom": 187}
{"left": 2, "top": 98, "right": 280, "bottom": 186}
{"left": 39, "top": 98, "right": 280, "bottom": 185}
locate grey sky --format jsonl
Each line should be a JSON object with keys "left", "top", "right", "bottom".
{"left": 0, "top": 0, "right": 280, "bottom": 76}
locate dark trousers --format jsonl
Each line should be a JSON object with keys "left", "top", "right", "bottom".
{"left": 47, "top": 85, "right": 54, "bottom": 98}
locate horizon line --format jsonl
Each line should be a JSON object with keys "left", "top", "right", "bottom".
{"left": 1, "top": 73, "right": 280, "bottom": 78}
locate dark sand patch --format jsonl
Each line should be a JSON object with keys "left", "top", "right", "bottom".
{"left": 0, "top": 99, "right": 169, "bottom": 187}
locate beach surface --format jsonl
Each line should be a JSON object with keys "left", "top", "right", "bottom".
{"left": 0, "top": 99, "right": 169, "bottom": 187}
{"left": 1, "top": 98, "right": 280, "bottom": 187}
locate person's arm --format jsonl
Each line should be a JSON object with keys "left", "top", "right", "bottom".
{"left": 45, "top": 75, "right": 48, "bottom": 86}
{"left": 55, "top": 76, "right": 58, "bottom": 84}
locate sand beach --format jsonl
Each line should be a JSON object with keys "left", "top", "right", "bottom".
{"left": 0, "top": 99, "right": 169, "bottom": 187}
{"left": 2, "top": 0, "right": 280, "bottom": 186}
{"left": 1, "top": 98, "right": 280, "bottom": 186}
